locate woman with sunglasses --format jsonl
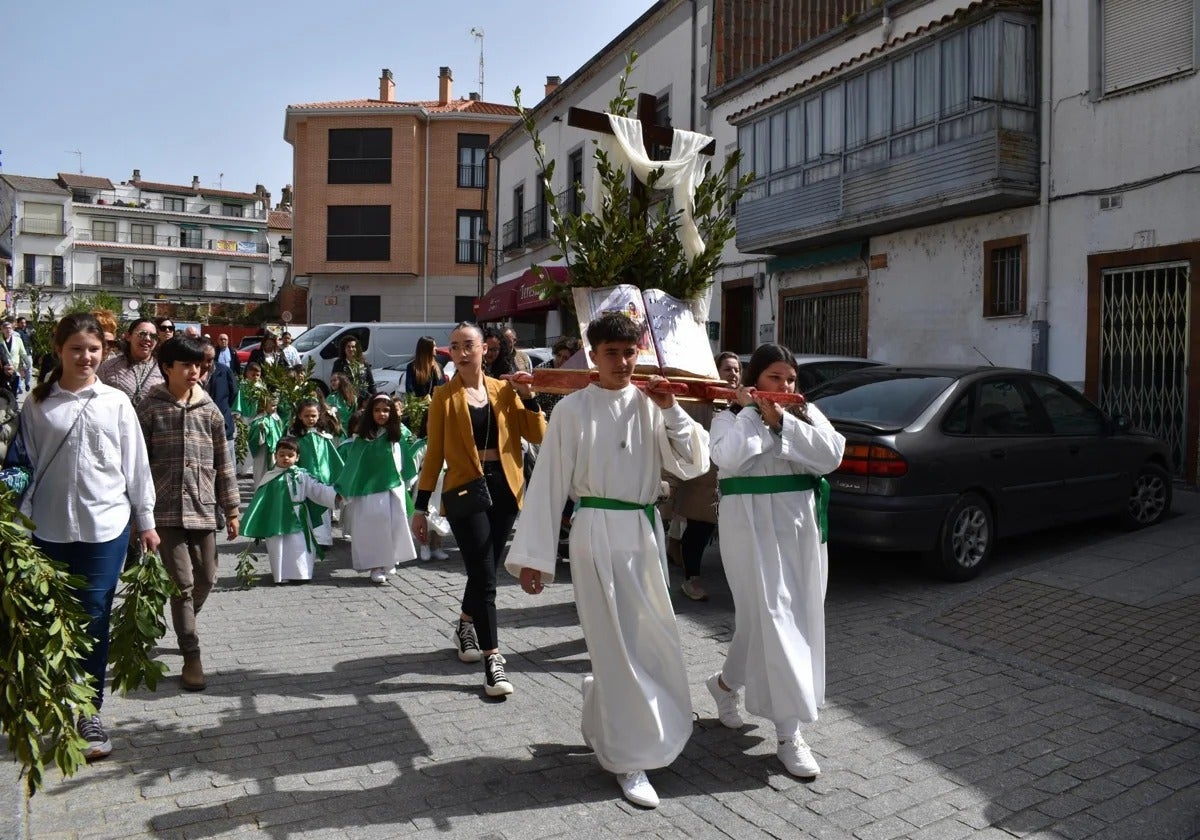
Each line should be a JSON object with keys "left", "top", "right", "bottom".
{"left": 97, "top": 318, "right": 164, "bottom": 406}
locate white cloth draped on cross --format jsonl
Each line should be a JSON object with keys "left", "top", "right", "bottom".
{"left": 590, "top": 114, "right": 714, "bottom": 265}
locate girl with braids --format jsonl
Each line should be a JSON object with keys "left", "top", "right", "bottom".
{"left": 289, "top": 397, "right": 343, "bottom": 549}
{"left": 704, "top": 343, "right": 845, "bottom": 780}
{"left": 20, "top": 314, "right": 159, "bottom": 759}
{"left": 337, "top": 394, "right": 420, "bottom": 584}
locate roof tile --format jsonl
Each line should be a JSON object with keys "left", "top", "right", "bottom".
{"left": 268, "top": 210, "right": 293, "bottom": 230}
{"left": 56, "top": 172, "right": 114, "bottom": 190}
{"left": 288, "top": 97, "right": 519, "bottom": 117}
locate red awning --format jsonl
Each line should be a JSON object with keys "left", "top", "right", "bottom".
{"left": 476, "top": 281, "right": 518, "bottom": 321}
{"left": 515, "top": 265, "right": 571, "bottom": 312}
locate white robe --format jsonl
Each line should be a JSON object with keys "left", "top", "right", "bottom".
{"left": 506, "top": 384, "right": 710, "bottom": 774}
{"left": 709, "top": 405, "right": 846, "bottom": 735}
{"left": 260, "top": 470, "right": 339, "bottom": 584}
{"left": 343, "top": 441, "right": 418, "bottom": 572}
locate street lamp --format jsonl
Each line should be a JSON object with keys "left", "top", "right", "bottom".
{"left": 476, "top": 226, "right": 492, "bottom": 300}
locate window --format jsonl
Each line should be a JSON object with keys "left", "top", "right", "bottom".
{"left": 983, "top": 235, "right": 1027, "bottom": 317}
{"left": 326, "top": 205, "right": 390, "bottom": 261}
{"left": 179, "top": 262, "right": 203, "bottom": 290}
{"left": 163, "top": 196, "right": 186, "bottom": 212}
{"left": 780, "top": 283, "right": 866, "bottom": 356}
{"left": 21, "top": 202, "right": 63, "bottom": 235}
{"left": 92, "top": 220, "right": 117, "bottom": 242}
{"left": 1027, "top": 378, "right": 1106, "bottom": 435}
{"left": 222, "top": 203, "right": 244, "bottom": 218}
{"left": 328, "top": 128, "right": 392, "bottom": 184}
{"left": 652, "top": 91, "right": 672, "bottom": 160}
{"left": 51, "top": 256, "right": 64, "bottom": 286}
{"left": 22, "top": 254, "right": 36, "bottom": 285}
{"left": 349, "top": 296, "right": 381, "bottom": 323}
{"left": 180, "top": 226, "right": 203, "bottom": 249}
{"left": 131, "top": 259, "right": 156, "bottom": 288}
{"left": 227, "top": 265, "right": 251, "bottom": 293}
{"left": 1100, "top": 0, "right": 1195, "bottom": 95}
{"left": 974, "top": 378, "right": 1041, "bottom": 435}
{"left": 457, "top": 134, "right": 488, "bottom": 188}
{"left": 456, "top": 211, "right": 484, "bottom": 263}
{"left": 454, "top": 296, "right": 476, "bottom": 323}
{"left": 278, "top": 236, "right": 292, "bottom": 257}
{"left": 100, "top": 257, "right": 125, "bottom": 286}
{"left": 131, "top": 222, "right": 155, "bottom": 245}
{"left": 567, "top": 148, "right": 585, "bottom": 216}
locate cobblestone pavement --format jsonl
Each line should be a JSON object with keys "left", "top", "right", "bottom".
{"left": 14, "top": 487, "right": 1200, "bottom": 839}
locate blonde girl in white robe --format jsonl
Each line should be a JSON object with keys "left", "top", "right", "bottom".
{"left": 507, "top": 314, "right": 709, "bottom": 809}
{"left": 707, "top": 343, "right": 846, "bottom": 779}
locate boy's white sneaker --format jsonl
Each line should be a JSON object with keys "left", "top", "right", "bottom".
{"left": 777, "top": 734, "right": 821, "bottom": 778}
{"left": 430, "top": 547, "right": 450, "bottom": 560}
{"left": 706, "top": 672, "right": 745, "bottom": 729}
{"left": 417, "top": 544, "right": 432, "bottom": 561}
{"left": 617, "top": 770, "right": 659, "bottom": 808}
{"left": 369, "top": 569, "right": 388, "bottom": 584}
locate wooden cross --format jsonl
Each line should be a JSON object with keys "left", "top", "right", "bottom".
{"left": 567, "top": 92, "right": 716, "bottom": 218}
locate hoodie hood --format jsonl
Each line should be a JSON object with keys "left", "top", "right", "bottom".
{"left": 145, "top": 382, "right": 215, "bottom": 410}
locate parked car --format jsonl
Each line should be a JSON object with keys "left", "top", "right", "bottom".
{"left": 739, "top": 353, "right": 883, "bottom": 391}
{"left": 291, "top": 322, "right": 459, "bottom": 393}
{"left": 808, "top": 365, "right": 1173, "bottom": 581}
{"left": 236, "top": 338, "right": 260, "bottom": 365}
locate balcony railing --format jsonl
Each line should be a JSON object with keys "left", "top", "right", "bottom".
{"left": 20, "top": 268, "right": 66, "bottom": 287}
{"left": 76, "top": 229, "right": 269, "bottom": 254}
{"left": 556, "top": 186, "right": 583, "bottom": 218}
{"left": 131, "top": 273, "right": 157, "bottom": 288}
{"left": 456, "top": 238, "right": 484, "bottom": 264}
{"left": 19, "top": 218, "right": 67, "bottom": 236}
{"left": 179, "top": 275, "right": 204, "bottom": 291}
{"left": 71, "top": 192, "right": 267, "bottom": 219}
{"left": 502, "top": 218, "right": 521, "bottom": 251}
{"left": 458, "top": 163, "right": 487, "bottom": 189}
{"left": 521, "top": 205, "right": 549, "bottom": 245}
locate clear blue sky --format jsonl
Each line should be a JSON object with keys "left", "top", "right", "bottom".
{"left": 3, "top": 0, "right": 657, "bottom": 201}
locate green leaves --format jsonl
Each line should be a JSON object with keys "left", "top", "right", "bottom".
{"left": 399, "top": 394, "right": 429, "bottom": 437}
{"left": 0, "top": 488, "right": 97, "bottom": 796}
{"left": 234, "top": 414, "right": 250, "bottom": 466}
{"left": 108, "top": 550, "right": 178, "bottom": 698}
{"left": 514, "top": 53, "right": 750, "bottom": 307}
{"left": 235, "top": 548, "right": 258, "bottom": 590}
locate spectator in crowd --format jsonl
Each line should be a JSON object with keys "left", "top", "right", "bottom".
{"left": 503, "top": 327, "right": 532, "bottom": 374}
{"left": 97, "top": 318, "right": 164, "bottom": 406}
{"left": 280, "top": 331, "right": 301, "bottom": 367}
{"left": 331, "top": 335, "right": 375, "bottom": 403}
{"left": 487, "top": 329, "right": 518, "bottom": 379}
{"left": 92, "top": 309, "right": 120, "bottom": 359}
{"left": 482, "top": 328, "right": 502, "bottom": 375}
{"left": 201, "top": 338, "right": 238, "bottom": 476}
{"left": 20, "top": 313, "right": 158, "bottom": 759}
{"left": 534, "top": 336, "right": 581, "bottom": 418}
{"left": 1, "top": 319, "right": 31, "bottom": 394}
{"left": 15, "top": 316, "right": 34, "bottom": 389}
{"left": 404, "top": 335, "right": 446, "bottom": 400}
{"left": 154, "top": 318, "right": 176, "bottom": 340}
{"left": 215, "top": 334, "right": 241, "bottom": 375}
{"left": 248, "top": 333, "right": 284, "bottom": 371}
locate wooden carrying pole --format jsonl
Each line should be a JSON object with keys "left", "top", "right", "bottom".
{"left": 507, "top": 370, "right": 807, "bottom": 406}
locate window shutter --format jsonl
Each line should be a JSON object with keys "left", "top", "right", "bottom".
{"left": 1103, "top": 0, "right": 1196, "bottom": 93}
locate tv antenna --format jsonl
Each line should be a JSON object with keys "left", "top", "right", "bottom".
{"left": 470, "top": 27, "right": 484, "bottom": 99}
{"left": 65, "top": 150, "right": 83, "bottom": 173}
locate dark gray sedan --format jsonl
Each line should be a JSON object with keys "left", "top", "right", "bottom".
{"left": 809, "top": 366, "right": 1174, "bottom": 581}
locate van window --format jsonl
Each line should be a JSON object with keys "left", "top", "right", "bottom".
{"left": 292, "top": 324, "right": 341, "bottom": 353}
{"left": 320, "top": 327, "right": 370, "bottom": 360}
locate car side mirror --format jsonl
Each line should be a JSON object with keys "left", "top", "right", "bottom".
{"left": 1112, "top": 413, "right": 1132, "bottom": 433}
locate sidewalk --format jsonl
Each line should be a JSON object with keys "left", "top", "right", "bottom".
{"left": 13, "top": 489, "right": 1200, "bottom": 839}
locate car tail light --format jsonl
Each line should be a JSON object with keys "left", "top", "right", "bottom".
{"left": 836, "top": 443, "right": 908, "bottom": 477}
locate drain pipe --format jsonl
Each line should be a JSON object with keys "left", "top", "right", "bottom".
{"left": 1032, "top": 3, "right": 1053, "bottom": 373}
{"left": 423, "top": 107, "right": 431, "bottom": 322}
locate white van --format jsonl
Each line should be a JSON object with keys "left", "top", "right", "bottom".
{"left": 292, "top": 322, "right": 458, "bottom": 393}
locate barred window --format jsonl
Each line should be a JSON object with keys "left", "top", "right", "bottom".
{"left": 983, "top": 236, "right": 1026, "bottom": 317}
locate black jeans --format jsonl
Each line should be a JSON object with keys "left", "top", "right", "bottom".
{"left": 448, "top": 462, "right": 518, "bottom": 651}
{"left": 681, "top": 518, "right": 716, "bottom": 579}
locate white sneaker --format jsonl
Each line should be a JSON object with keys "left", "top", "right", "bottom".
{"left": 369, "top": 569, "right": 388, "bottom": 584}
{"left": 777, "top": 733, "right": 821, "bottom": 777}
{"left": 452, "top": 619, "right": 482, "bottom": 663}
{"left": 418, "top": 544, "right": 432, "bottom": 561}
{"left": 484, "top": 653, "right": 514, "bottom": 697}
{"left": 706, "top": 672, "right": 744, "bottom": 729}
{"left": 617, "top": 770, "right": 659, "bottom": 808}
{"left": 581, "top": 674, "right": 593, "bottom": 700}
{"left": 430, "top": 547, "right": 450, "bottom": 560}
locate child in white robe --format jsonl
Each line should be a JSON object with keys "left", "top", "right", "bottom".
{"left": 241, "top": 437, "right": 340, "bottom": 584}
{"left": 706, "top": 343, "right": 846, "bottom": 779}
{"left": 337, "top": 394, "right": 418, "bottom": 584}
{"left": 506, "top": 313, "right": 710, "bottom": 810}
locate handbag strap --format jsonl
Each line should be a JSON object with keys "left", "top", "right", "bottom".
{"left": 25, "top": 392, "right": 97, "bottom": 504}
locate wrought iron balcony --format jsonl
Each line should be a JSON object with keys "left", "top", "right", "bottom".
{"left": 19, "top": 218, "right": 66, "bottom": 236}
{"left": 76, "top": 229, "right": 269, "bottom": 255}
{"left": 72, "top": 193, "right": 267, "bottom": 219}
{"left": 502, "top": 218, "right": 521, "bottom": 251}
{"left": 521, "top": 205, "right": 549, "bottom": 245}
{"left": 456, "top": 238, "right": 484, "bottom": 264}
{"left": 458, "top": 163, "right": 487, "bottom": 189}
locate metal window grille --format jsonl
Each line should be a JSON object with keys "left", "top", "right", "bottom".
{"left": 987, "top": 245, "right": 1023, "bottom": 316}
{"left": 780, "top": 289, "right": 863, "bottom": 356}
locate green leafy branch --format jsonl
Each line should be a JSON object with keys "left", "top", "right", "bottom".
{"left": 0, "top": 491, "right": 97, "bottom": 796}
{"left": 235, "top": 548, "right": 259, "bottom": 590}
{"left": 108, "top": 550, "right": 178, "bottom": 697}
{"left": 513, "top": 51, "right": 752, "bottom": 308}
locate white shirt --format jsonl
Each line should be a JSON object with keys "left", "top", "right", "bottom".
{"left": 281, "top": 345, "right": 301, "bottom": 367}
{"left": 19, "top": 381, "right": 156, "bottom": 543}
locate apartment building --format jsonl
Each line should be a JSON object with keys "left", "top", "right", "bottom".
{"left": 284, "top": 67, "right": 520, "bottom": 326}
{"left": 708, "top": 0, "right": 1200, "bottom": 480}
{"left": 0, "top": 170, "right": 273, "bottom": 318}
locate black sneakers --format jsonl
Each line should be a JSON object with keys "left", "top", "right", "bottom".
{"left": 453, "top": 619, "right": 482, "bottom": 663}
{"left": 77, "top": 714, "right": 112, "bottom": 760}
{"left": 484, "top": 653, "right": 513, "bottom": 697}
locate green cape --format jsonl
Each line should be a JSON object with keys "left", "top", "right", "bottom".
{"left": 240, "top": 467, "right": 320, "bottom": 554}
{"left": 336, "top": 434, "right": 414, "bottom": 515}
{"left": 248, "top": 413, "right": 284, "bottom": 458}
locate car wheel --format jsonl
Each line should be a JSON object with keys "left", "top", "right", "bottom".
{"left": 1119, "top": 463, "right": 1172, "bottom": 530}
{"left": 926, "top": 492, "right": 994, "bottom": 582}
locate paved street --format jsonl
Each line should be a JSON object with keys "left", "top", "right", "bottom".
{"left": 13, "top": 488, "right": 1200, "bottom": 839}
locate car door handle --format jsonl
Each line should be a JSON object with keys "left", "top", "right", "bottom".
{"left": 989, "top": 449, "right": 1006, "bottom": 459}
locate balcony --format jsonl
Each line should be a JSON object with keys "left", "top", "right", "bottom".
{"left": 73, "top": 192, "right": 267, "bottom": 220}
{"left": 19, "top": 218, "right": 67, "bottom": 236}
{"left": 521, "top": 205, "right": 549, "bottom": 245}
{"left": 75, "top": 229, "right": 269, "bottom": 256}
{"left": 456, "top": 238, "right": 484, "bottom": 264}
{"left": 20, "top": 269, "right": 66, "bottom": 287}
{"left": 458, "top": 163, "right": 486, "bottom": 189}
{"left": 502, "top": 217, "right": 521, "bottom": 252}
{"left": 179, "top": 274, "right": 204, "bottom": 291}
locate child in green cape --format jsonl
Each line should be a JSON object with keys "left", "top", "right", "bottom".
{"left": 290, "top": 397, "right": 344, "bottom": 548}
{"left": 248, "top": 393, "right": 284, "bottom": 485}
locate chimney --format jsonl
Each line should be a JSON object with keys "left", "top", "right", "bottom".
{"left": 545, "top": 75, "right": 562, "bottom": 97}
{"left": 379, "top": 68, "right": 395, "bottom": 102}
{"left": 468, "top": 91, "right": 481, "bottom": 101}
{"left": 191, "top": 175, "right": 200, "bottom": 189}
{"left": 438, "top": 66, "right": 453, "bottom": 105}
{"left": 131, "top": 168, "right": 141, "bottom": 182}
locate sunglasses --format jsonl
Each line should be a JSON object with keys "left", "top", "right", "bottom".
{"left": 159, "top": 324, "right": 176, "bottom": 332}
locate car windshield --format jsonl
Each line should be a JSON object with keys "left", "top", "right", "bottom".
{"left": 292, "top": 324, "right": 342, "bottom": 353}
{"left": 812, "top": 374, "right": 956, "bottom": 429}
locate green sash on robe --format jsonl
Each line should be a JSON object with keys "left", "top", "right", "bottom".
{"left": 241, "top": 467, "right": 319, "bottom": 554}
{"left": 234, "top": 381, "right": 266, "bottom": 417}
{"left": 248, "top": 413, "right": 284, "bottom": 458}
{"left": 336, "top": 434, "right": 414, "bottom": 515}
{"left": 298, "top": 431, "right": 343, "bottom": 523}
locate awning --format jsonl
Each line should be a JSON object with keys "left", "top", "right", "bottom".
{"left": 515, "top": 265, "right": 571, "bottom": 312}
{"left": 476, "top": 281, "right": 518, "bottom": 321}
